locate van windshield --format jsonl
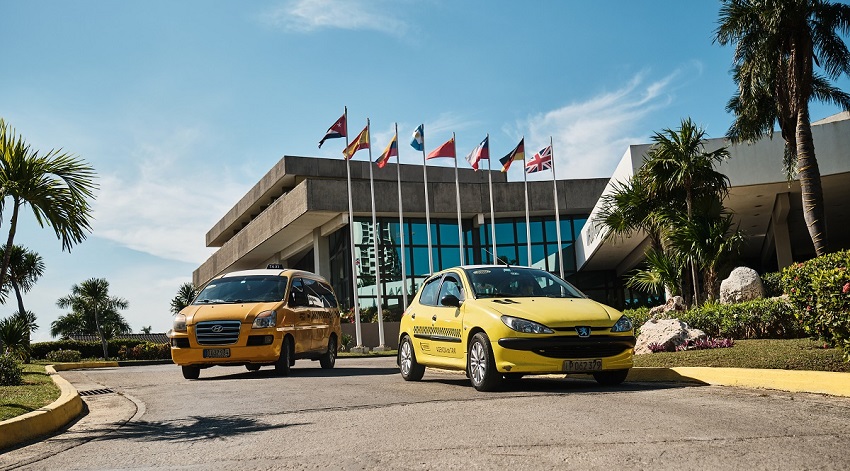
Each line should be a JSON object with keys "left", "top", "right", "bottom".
{"left": 193, "top": 276, "right": 288, "bottom": 304}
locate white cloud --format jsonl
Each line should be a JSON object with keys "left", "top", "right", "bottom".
{"left": 260, "top": 0, "right": 409, "bottom": 37}
{"left": 91, "top": 127, "right": 250, "bottom": 265}
{"left": 521, "top": 68, "right": 688, "bottom": 180}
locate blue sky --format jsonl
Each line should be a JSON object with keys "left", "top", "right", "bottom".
{"left": 2, "top": 0, "right": 848, "bottom": 342}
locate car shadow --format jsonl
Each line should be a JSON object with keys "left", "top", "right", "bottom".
{"left": 424, "top": 374, "right": 704, "bottom": 394}
{"left": 196, "top": 365, "right": 399, "bottom": 381}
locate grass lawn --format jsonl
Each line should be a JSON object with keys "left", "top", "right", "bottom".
{"left": 0, "top": 363, "right": 60, "bottom": 422}
{"left": 633, "top": 338, "right": 850, "bottom": 372}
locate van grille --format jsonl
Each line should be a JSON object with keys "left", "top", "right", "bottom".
{"left": 195, "top": 320, "right": 242, "bottom": 345}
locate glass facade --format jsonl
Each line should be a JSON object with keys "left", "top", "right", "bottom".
{"left": 326, "top": 214, "right": 645, "bottom": 313}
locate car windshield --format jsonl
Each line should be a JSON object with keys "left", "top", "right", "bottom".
{"left": 463, "top": 267, "right": 585, "bottom": 299}
{"left": 193, "top": 276, "right": 288, "bottom": 304}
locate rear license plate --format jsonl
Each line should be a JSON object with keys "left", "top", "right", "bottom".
{"left": 564, "top": 359, "right": 602, "bottom": 372}
{"left": 203, "top": 348, "right": 231, "bottom": 358}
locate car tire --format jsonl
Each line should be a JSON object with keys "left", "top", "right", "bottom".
{"left": 468, "top": 332, "right": 500, "bottom": 392}
{"left": 182, "top": 365, "right": 200, "bottom": 380}
{"left": 275, "top": 337, "right": 293, "bottom": 376}
{"left": 319, "top": 336, "right": 337, "bottom": 369}
{"left": 593, "top": 369, "right": 629, "bottom": 386}
{"left": 399, "top": 335, "right": 425, "bottom": 381}
{"left": 246, "top": 364, "right": 261, "bottom": 372}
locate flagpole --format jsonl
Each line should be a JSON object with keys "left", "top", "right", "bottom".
{"left": 366, "top": 119, "right": 386, "bottom": 349}
{"left": 486, "top": 135, "right": 496, "bottom": 261}
{"left": 550, "top": 137, "right": 564, "bottom": 279}
{"left": 394, "top": 123, "right": 408, "bottom": 309}
{"left": 522, "top": 136, "right": 532, "bottom": 266}
{"left": 343, "top": 107, "right": 363, "bottom": 349}
{"left": 452, "top": 132, "right": 464, "bottom": 265}
{"left": 420, "top": 127, "right": 434, "bottom": 274}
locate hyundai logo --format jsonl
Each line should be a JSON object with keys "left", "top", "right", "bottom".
{"left": 576, "top": 326, "right": 591, "bottom": 338}
{"left": 211, "top": 325, "right": 224, "bottom": 333}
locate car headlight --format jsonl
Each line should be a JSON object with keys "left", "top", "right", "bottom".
{"left": 252, "top": 310, "right": 277, "bottom": 329}
{"left": 611, "top": 315, "right": 633, "bottom": 332}
{"left": 501, "top": 315, "right": 554, "bottom": 334}
{"left": 173, "top": 313, "right": 187, "bottom": 333}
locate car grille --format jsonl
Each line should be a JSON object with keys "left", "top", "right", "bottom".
{"left": 498, "top": 336, "right": 635, "bottom": 359}
{"left": 195, "top": 320, "right": 242, "bottom": 345}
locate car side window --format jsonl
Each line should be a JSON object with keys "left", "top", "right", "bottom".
{"left": 437, "top": 275, "right": 464, "bottom": 304}
{"left": 418, "top": 276, "right": 442, "bottom": 306}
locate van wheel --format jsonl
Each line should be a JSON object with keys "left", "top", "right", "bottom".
{"left": 320, "top": 336, "right": 337, "bottom": 369}
{"left": 399, "top": 335, "right": 425, "bottom": 381}
{"left": 246, "top": 364, "right": 261, "bottom": 372}
{"left": 275, "top": 337, "right": 292, "bottom": 376}
{"left": 182, "top": 366, "right": 200, "bottom": 380}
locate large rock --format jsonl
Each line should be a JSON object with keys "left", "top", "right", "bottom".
{"left": 648, "top": 295, "right": 686, "bottom": 318}
{"left": 634, "top": 318, "right": 706, "bottom": 354}
{"left": 719, "top": 267, "right": 764, "bottom": 304}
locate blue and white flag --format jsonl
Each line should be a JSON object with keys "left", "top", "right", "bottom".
{"left": 411, "top": 124, "right": 424, "bottom": 151}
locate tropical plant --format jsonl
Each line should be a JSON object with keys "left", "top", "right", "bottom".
{"left": 140, "top": 326, "right": 152, "bottom": 334}
{"left": 0, "top": 245, "right": 45, "bottom": 317}
{"left": 715, "top": 0, "right": 850, "bottom": 256}
{"left": 0, "top": 315, "right": 29, "bottom": 361}
{"left": 53, "top": 278, "right": 131, "bottom": 359}
{"left": 642, "top": 118, "right": 731, "bottom": 305}
{"left": 625, "top": 247, "right": 685, "bottom": 299}
{"left": 0, "top": 119, "right": 97, "bottom": 291}
{"left": 170, "top": 282, "right": 197, "bottom": 314}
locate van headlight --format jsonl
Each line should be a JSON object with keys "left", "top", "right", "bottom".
{"left": 252, "top": 310, "right": 277, "bottom": 329}
{"left": 611, "top": 315, "right": 633, "bottom": 332}
{"left": 501, "top": 315, "right": 553, "bottom": 334}
{"left": 173, "top": 314, "right": 187, "bottom": 333}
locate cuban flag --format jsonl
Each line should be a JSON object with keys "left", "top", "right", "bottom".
{"left": 410, "top": 124, "right": 424, "bottom": 151}
{"left": 525, "top": 145, "right": 553, "bottom": 174}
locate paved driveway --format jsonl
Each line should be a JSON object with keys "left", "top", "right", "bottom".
{"left": 3, "top": 357, "right": 850, "bottom": 470}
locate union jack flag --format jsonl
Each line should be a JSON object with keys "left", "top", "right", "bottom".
{"left": 525, "top": 145, "right": 552, "bottom": 174}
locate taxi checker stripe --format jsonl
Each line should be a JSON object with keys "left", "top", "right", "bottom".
{"left": 413, "top": 325, "right": 462, "bottom": 342}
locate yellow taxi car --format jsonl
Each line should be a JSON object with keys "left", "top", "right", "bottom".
{"left": 398, "top": 265, "right": 635, "bottom": 391}
{"left": 170, "top": 266, "right": 341, "bottom": 379}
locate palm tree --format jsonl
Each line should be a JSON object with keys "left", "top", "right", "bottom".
{"left": 0, "top": 315, "right": 29, "bottom": 361}
{"left": 642, "top": 118, "right": 731, "bottom": 305}
{"left": 170, "top": 282, "right": 197, "bottom": 314}
{"left": 54, "top": 278, "right": 130, "bottom": 359}
{"left": 0, "top": 119, "right": 97, "bottom": 290}
{"left": 1, "top": 245, "right": 45, "bottom": 327}
{"left": 625, "top": 247, "right": 686, "bottom": 299}
{"left": 715, "top": 0, "right": 850, "bottom": 256}
{"left": 598, "top": 172, "right": 669, "bottom": 254}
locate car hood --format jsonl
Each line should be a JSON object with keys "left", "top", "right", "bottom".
{"left": 181, "top": 303, "right": 281, "bottom": 325}
{"left": 478, "top": 297, "right": 618, "bottom": 327}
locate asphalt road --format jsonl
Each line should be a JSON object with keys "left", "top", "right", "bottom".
{"left": 3, "top": 357, "right": 850, "bottom": 470}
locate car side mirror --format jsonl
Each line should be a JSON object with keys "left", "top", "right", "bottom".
{"left": 440, "top": 294, "right": 462, "bottom": 308}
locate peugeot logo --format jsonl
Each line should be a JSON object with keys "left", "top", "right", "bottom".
{"left": 576, "top": 326, "right": 591, "bottom": 338}
{"left": 211, "top": 325, "right": 224, "bottom": 333}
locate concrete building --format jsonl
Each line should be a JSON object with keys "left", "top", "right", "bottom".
{"left": 194, "top": 112, "right": 850, "bottom": 312}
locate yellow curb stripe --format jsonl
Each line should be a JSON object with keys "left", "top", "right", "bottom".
{"left": 629, "top": 367, "right": 850, "bottom": 397}
{"left": 0, "top": 365, "right": 84, "bottom": 451}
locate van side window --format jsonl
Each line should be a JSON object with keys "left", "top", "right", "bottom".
{"left": 418, "top": 276, "right": 442, "bottom": 306}
{"left": 316, "top": 282, "right": 339, "bottom": 308}
{"left": 290, "top": 278, "right": 308, "bottom": 307}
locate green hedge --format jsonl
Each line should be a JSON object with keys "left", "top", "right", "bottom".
{"left": 31, "top": 339, "right": 171, "bottom": 361}
{"left": 781, "top": 250, "right": 850, "bottom": 359}
{"left": 624, "top": 298, "right": 803, "bottom": 340}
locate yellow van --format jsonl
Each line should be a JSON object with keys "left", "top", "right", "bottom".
{"left": 169, "top": 266, "right": 341, "bottom": 379}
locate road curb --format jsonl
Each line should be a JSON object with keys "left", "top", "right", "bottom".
{"left": 0, "top": 365, "right": 84, "bottom": 451}
{"left": 628, "top": 367, "right": 850, "bottom": 397}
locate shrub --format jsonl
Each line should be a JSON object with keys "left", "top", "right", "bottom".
{"left": 30, "top": 339, "right": 169, "bottom": 360}
{"left": 623, "top": 307, "right": 651, "bottom": 334}
{"left": 781, "top": 250, "right": 850, "bottom": 359}
{"left": 0, "top": 353, "right": 23, "bottom": 386}
{"left": 46, "top": 349, "right": 82, "bottom": 363}
{"left": 119, "top": 342, "right": 170, "bottom": 361}
{"left": 676, "top": 337, "right": 735, "bottom": 351}
{"left": 761, "top": 271, "right": 784, "bottom": 298}
{"left": 680, "top": 298, "right": 804, "bottom": 340}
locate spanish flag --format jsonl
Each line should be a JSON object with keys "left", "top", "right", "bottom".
{"left": 499, "top": 138, "right": 525, "bottom": 172}
{"left": 343, "top": 126, "right": 369, "bottom": 160}
{"left": 375, "top": 134, "right": 398, "bottom": 168}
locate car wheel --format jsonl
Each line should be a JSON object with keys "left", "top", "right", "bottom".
{"left": 319, "top": 336, "right": 337, "bottom": 369}
{"left": 399, "top": 335, "right": 425, "bottom": 381}
{"left": 246, "top": 364, "right": 261, "bottom": 372}
{"left": 182, "top": 365, "right": 200, "bottom": 380}
{"left": 275, "top": 337, "right": 293, "bottom": 376}
{"left": 593, "top": 369, "right": 629, "bottom": 386}
{"left": 468, "top": 332, "right": 500, "bottom": 392}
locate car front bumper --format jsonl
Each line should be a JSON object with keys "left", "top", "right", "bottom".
{"left": 493, "top": 335, "right": 635, "bottom": 374}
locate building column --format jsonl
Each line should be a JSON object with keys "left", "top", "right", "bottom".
{"left": 772, "top": 192, "right": 793, "bottom": 269}
{"left": 313, "top": 228, "right": 331, "bottom": 279}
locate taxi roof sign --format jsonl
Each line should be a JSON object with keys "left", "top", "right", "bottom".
{"left": 267, "top": 263, "right": 284, "bottom": 269}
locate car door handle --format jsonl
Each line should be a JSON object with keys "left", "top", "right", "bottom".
{"left": 410, "top": 313, "right": 415, "bottom": 319}
{"left": 432, "top": 315, "right": 437, "bottom": 322}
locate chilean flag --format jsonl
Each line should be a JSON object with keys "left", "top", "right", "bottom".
{"left": 465, "top": 136, "right": 490, "bottom": 170}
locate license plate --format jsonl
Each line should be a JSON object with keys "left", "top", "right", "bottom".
{"left": 203, "top": 348, "right": 231, "bottom": 358}
{"left": 564, "top": 359, "right": 602, "bottom": 372}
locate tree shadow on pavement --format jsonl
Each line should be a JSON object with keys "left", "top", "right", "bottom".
{"left": 90, "top": 414, "right": 306, "bottom": 443}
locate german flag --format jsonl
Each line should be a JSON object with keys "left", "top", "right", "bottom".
{"left": 499, "top": 138, "right": 525, "bottom": 172}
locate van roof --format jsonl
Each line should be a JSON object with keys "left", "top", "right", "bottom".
{"left": 219, "top": 268, "right": 326, "bottom": 281}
